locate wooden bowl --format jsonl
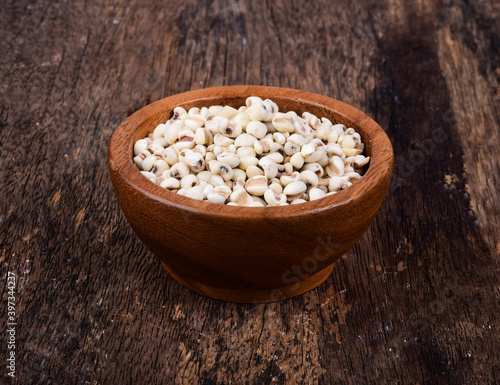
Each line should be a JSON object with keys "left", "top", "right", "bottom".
{"left": 108, "top": 86, "right": 393, "bottom": 303}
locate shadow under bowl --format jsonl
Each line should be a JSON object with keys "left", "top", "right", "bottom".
{"left": 108, "top": 86, "right": 394, "bottom": 303}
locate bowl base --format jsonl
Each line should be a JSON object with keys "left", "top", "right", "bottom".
{"left": 161, "top": 261, "right": 334, "bottom": 303}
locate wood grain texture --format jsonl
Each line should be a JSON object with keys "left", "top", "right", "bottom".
{"left": 0, "top": 0, "right": 498, "bottom": 384}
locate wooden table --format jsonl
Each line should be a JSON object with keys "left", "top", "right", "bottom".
{"left": 1, "top": 0, "right": 499, "bottom": 383}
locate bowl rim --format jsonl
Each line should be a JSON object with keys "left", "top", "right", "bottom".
{"left": 108, "top": 85, "right": 394, "bottom": 218}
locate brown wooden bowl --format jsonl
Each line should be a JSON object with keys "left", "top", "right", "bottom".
{"left": 108, "top": 86, "right": 393, "bottom": 303}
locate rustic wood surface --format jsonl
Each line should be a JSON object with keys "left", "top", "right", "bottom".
{"left": 1, "top": 0, "right": 499, "bottom": 384}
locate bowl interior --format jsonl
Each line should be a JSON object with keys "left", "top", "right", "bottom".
{"left": 110, "top": 86, "right": 393, "bottom": 216}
